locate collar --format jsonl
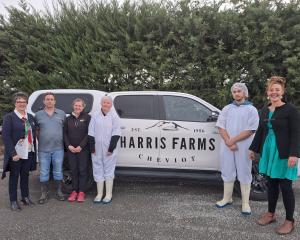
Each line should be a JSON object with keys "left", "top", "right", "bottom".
{"left": 71, "top": 112, "right": 84, "bottom": 118}
{"left": 101, "top": 109, "right": 111, "bottom": 116}
{"left": 14, "top": 109, "right": 27, "bottom": 119}
{"left": 231, "top": 100, "right": 252, "bottom": 106}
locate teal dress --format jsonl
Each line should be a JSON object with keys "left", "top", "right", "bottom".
{"left": 259, "top": 112, "right": 298, "bottom": 180}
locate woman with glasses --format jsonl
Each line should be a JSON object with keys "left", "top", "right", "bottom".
{"left": 1, "top": 92, "right": 37, "bottom": 211}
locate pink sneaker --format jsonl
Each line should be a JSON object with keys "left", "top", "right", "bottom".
{"left": 77, "top": 192, "right": 85, "bottom": 202}
{"left": 68, "top": 191, "right": 78, "bottom": 202}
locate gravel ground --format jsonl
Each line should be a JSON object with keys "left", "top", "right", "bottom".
{"left": 0, "top": 168, "right": 299, "bottom": 240}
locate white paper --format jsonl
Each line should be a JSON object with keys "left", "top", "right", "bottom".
{"left": 15, "top": 139, "right": 29, "bottom": 159}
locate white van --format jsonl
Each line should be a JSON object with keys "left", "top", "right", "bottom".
{"left": 28, "top": 89, "right": 270, "bottom": 201}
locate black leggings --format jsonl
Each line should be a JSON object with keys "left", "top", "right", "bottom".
{"left": 267, "top": 178, "right": 295, "bottom": 222}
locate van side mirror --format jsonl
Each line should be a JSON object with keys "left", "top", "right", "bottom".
{"left": 207, "top": 111, "right": 219, "bottom": 122}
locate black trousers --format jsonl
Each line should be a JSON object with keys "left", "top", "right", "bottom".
{"left": 267, "top": 177, "right": 295, "bottom": 222}
{"left": 67, "top": 150, "right": 89, "bottom": 192}
{"left": 8, "top": 153, "right": 33, "bottom": 202}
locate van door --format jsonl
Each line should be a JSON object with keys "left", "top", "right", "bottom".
{"left": 113, "top": 94, "right": 161, "bottom": 168}
{"left": 158, "top": 95, "right": 220, "bottom": 171}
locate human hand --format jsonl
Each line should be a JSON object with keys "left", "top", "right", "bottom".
{"left": 229, "top": 144, "right": 238, "bottom": 151}
{"left": 107, "top": 152, "right": 112, "bottom": 156}
{"left": 288, "top": 156, "right": 298, "bottom": 168}
{"left": 225, "top": 138, "right": 236, "bottom": 147}
{"left": 12, "top": 155, "right": 20, "bottom": 161}
{"left": 249, "top": 150, "right": 255, "bottom": 161}
{"left": 68, "top": 145, "right": 76, "bottom": 153}
{"left": 75, "top": 146, "right": 82, "bottom": 153}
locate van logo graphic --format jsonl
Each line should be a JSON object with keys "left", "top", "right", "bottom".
{"left": 145, "top": 121, "right": 189, "bottom": 131}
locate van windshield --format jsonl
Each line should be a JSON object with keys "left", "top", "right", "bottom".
{"left": 31, "top": 93, "right": 94, "bottom": 114}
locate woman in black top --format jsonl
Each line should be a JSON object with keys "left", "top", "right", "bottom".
{"left": 249, "top": 76, "right": 300, "bottom": 235}
{"left": 64, "top": 98, "right": 91, "bottom": 202}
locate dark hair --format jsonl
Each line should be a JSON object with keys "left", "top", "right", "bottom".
{"left": 43, "top": 91, "right": 56, "bottom": 100}
{"left": 12, "top": 92, "right": 28, "bottom": 104}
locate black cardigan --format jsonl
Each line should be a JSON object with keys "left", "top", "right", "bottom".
{"left": 249, "top": 103, "right": 300, "bottom": 159}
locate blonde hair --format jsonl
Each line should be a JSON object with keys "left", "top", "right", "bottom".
{"left": 72, "top": 98, "right": 86, "bottom": 108}
{"left": 267, "top": 76, "right": 286, "bottom": 92}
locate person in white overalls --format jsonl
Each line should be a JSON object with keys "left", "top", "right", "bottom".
{"left": 88, "top": 96, "right": 121, "bottom": 204}
{"left": 216, "top": 83, "right": 259, "bottom": 215}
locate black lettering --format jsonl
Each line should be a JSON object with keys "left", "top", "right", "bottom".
{"left": 189, "top": 138, "right": 195, "bottom": 150}
{"left": 165, "top": 157, "right": 169, "bottom": 163}
{"left": 173, "top": 138, "right": 179, "bottom": 149}
{"left": 180, "top": 138, "right": 187, "bottom": 149}
{"left": 129, "top": 137, "right": 135, "bottom": 148}
{"left": 209, "top": 138, "right": 215, "bottom": 151}
{"left": 120, "top": 136, "right": 126, "bottom": 148}
{"left": 155, "top": 137, "right": 158, "bottom": 149}
{"left": 198, "top": 138, "right": 206, "bottom": 150}
{"left": 137, "top": 137, "right": 143, "bottom": 148}
{"left": 191, "top": 156, "right": 195, "bottom": 162}
{"left": 146, "top": 137, "right": 152, "bottom": 148}
{"left": 181, "top": 157, "right": 187, "bottom": 162}
{"left": 160, "top": 137, "right": 166, "bottom": 149}
{"left": 147, "top": 156, "right": 152, "bottom": 162}
{"left": 157, "top": 157, "right": 161, "bottom": 163}
{"left": 138, "top": 154, "right": 143, "bottom": 159}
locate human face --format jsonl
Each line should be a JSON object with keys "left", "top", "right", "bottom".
{"left": 267, "top": 83, "right": 284, "bottom": 103}
{"left": 73, "top": 101, "right": 84, "bottom": 115}
{"left": 15, "top": 97, "right": 27, "bottom": 113}
{"left": 43, "top": 94, "right": 56, "bottom": 109}
{"left": 101, "top": 97, "right": 112, "bottom": 114}
{"left": 232, "top": 88, "right": 246, "bottom": 102}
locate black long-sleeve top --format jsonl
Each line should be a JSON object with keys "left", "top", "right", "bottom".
{"left": 64, "top": 112, "right": 91, "bottom": 150}
{"left": 249, "top": 103, "right": 300, "bottom": 159}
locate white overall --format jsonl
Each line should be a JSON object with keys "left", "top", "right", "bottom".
{"left": 216, "top": 104, "right": 259, "bottom": 184}
{"left": 88, "top": 110, "right": 121, "bottom": 182}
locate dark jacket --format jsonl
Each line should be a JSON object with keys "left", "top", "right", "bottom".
{"left": 1, "top": 111, "right": 37, "bottom": 179}
{"left": 64, "top": 112, "right": 91, "bottom": 150}
{"left": 249, "top": 103, "right": 300, "bottom": 159}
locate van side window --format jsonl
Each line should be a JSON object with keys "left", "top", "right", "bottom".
{"left": 114, "top": 95, "right": 156, "bottom": 119}
{"left": 162, "top": 96, "right": 211, "bottom": 122}
{"left": 31, "top": 93, "right": 93, "bottom": 114}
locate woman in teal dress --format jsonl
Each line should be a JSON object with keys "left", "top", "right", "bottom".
{"left": 249, "top": 76, "right": 300, "bottom": 235}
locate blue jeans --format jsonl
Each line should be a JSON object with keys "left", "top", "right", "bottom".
{"left": 39, "top": 150, "right": 64, "bottom": 182}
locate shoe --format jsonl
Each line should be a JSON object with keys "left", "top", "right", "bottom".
{"left": 216, "top": 181, "right": 234, "bottom": 208}
{"left": 257, "top": 212, "right": 276, "bottom": 226}
{"left": 68, "top": 191, "right": 78, "bottom": 202}
{"left": 94, "top": 181, "right": 104, "bottom": 204}
{"left": 38, "top": 182, "right": 49, "bottom": 205}
{"left": 77, "top": 192, "right": 85, "bottom": 202}
{"left": 102, "top": 179, "right": 113, "bottom": 204}
{"left": 55, "top": 180, "right": 66, "bottom": 201}
{"left": 275, "top": 220, "right": 294, "bottom": 235}
{"left": 10, "top": 201, "right": 22, "bottom": 211}
{"left": 21, "top": 197, "right": 35, "bottom": 206}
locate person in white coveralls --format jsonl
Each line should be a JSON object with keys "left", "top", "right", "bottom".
{"left": 88, "top": 96, "right": 121, "bottom": 204}
{"left": 215, "top": 83, "right": 259, "bottom": 215}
